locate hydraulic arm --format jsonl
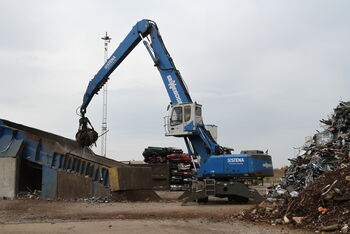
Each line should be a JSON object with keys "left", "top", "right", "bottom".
{"left": 77, "top": 19, "right": 193, "bottom": 146}
{"left": 80, "top": 19, "right": 191, "bottom": 115}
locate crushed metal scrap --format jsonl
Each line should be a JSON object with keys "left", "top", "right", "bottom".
{"left": 269, "top": 101, "right": 350, "bottom": 198}
{"left": 242, "top": 166, "right": 350, "bottom": 231}
{"left": 240, "top": 101, "right": 350, "bottom": 232}
{"left": 143, "top": 146, "right": 198, "bottom": 191}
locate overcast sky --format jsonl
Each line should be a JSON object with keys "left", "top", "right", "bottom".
{"left": 0, "top": 1, "right": 349, "bottom": 167}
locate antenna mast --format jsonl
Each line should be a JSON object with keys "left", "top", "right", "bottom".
{"left": 101, "top": 32, "right": 111, "bottom": 157}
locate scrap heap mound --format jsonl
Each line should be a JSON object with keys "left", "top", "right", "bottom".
{"left": 143, "top": 146, "right": 198, "bottom": 191}
{"left": 242, "top": 101, "right": 350, "bottom": 232}
{"left": 243, "top": 167, "right": 350, "bottom": 231}
{"left": 271, "top": 101, "right": 350, "bottom": 197}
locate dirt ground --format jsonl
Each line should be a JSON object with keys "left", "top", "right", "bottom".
{"left": 0, "top": 191, "right": 311, "bottom": 234}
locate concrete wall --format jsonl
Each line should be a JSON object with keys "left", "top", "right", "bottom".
{"left": 0, "top": 157, "right": 19, "bottom": 199}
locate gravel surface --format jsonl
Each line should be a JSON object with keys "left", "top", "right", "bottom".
{"left": 0, "top": 192, "right": 310, "bottom": 233}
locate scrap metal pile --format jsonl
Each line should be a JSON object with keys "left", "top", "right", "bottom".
{"left": 243, "top": 167, "right": 350, "bottom": 232}
{"left": 270, "top": 101, "right": 350, "bottom": 197}
{"left": 143, "top": 147, "right": 183, "bottom": 164}
{"left": 143, "top": 147, "right": 198, "bottom": 191}
{"left": 242, "top": 101, "right": 350, "bottom": 232}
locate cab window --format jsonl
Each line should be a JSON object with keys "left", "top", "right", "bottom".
{"left": 195, "top": 106, "right": 202, "bottom": 117}
{"left": 184, "top": 106, "right": 191, "bottom": 122}
{"left": 170, "top": 106, "right": 183, "bottom": 126}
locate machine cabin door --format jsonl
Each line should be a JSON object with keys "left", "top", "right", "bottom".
{"left": 167, "top": 103, "right": 202, "bottom": 136}
{"left": 169, "top": 106, "right": 184, "bottom": 134}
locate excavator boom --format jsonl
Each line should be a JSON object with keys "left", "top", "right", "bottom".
{"left": 77, "top": 19, "right": 192, "bottom": 146}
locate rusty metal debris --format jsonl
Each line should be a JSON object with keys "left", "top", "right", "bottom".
{"left": 242, "top": 101, "right": 350, "bottom": 232}
{"left": 17, "top": 190, "right": 41, "bottom": 200}
{"left": 269, "top": 101, "right": 350, "bottom": 198}
{"left": 79, "top": 196, "right": 109, "bottom": 203}
{"left": 243, "top": 166, "right": 350, "bottom": 231}
{"left": 143, "top": 147, "right": 198, "bottom": 191}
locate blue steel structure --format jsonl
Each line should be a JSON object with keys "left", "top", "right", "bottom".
{"left": 80, "top": 20, "right": 191, "bottom": 112}
{"left": 78, "top": 19, "right": 273, "bottom": 201}
{"left": 0, "top": 119, "right": 122, "bottom": 199}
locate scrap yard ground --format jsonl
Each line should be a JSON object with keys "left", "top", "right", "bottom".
{"left": 0, "top": 192, "right": 309, "bottom": 234}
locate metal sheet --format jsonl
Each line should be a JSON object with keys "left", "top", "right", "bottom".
{"left": 109, "top": 166, "right": 152, "bottom": 191}
{"left": 91, "top": 182, "right": 110, "bottom": 198}
{"left": 131, "top": 164, "right": 170, "bottom": 190}
{"left": 0, "top": 136, "right": 23, "bottom": 158}
{"left": 57, "top": 171, "right": 91, "bottom": 200}
{"left": 42, "top": 166, "right": 57, "bottom": 200}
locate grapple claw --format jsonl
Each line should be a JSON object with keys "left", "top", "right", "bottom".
{"left": 76, "top": 116, "right": 98, "bottom": 147}
{"left": 76, "top": 128, "right": 98, "bottom": 147}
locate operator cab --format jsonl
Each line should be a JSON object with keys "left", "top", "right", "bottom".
{"left": 165, "top": 103, "right": 203, "bottom": 137}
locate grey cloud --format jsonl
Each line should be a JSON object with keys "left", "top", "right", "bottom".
{"left": 0, "top": 0, "right": 349, "bottom": 167}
